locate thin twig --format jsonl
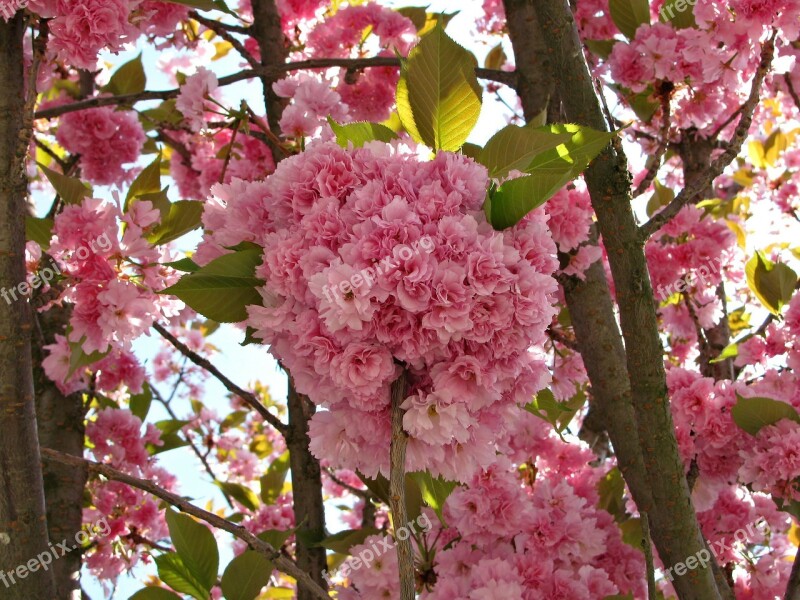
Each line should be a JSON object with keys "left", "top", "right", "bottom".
{"left": 324, "top": 467, "right": 372, "bottom": 500}
{"left": 151, "top": 384, "right": 235, "bottom": 508}
{"left": 389, "top": 368, "right": 414, "bottom": 600}
{"left": 639, "top": 35, "right": 775, "bottom": 239}
{"left": 784, "top": 74, "right": 800, "bottom": 112}
{"left": 191, "top": 12, "right": 260, "bottom": 68}
{"left": 41, "top": 448, "right": 331, "bottom": 600}
{"left": 153, "top": 322, "right": 287, "bottom": 435}
{"left": 641, "top": 512, "right": 657, "bottom": 600}
{"left": 35, "top": 59, "right": 518, "bottom": 120}
{"left": 632, "top": 90, "right": 671, "bottom": 198}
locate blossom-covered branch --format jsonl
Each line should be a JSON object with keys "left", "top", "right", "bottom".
{"left": 34, "top": 59, "right": 518, "bottom": 120}
{"left": 40, "top": 448, "right": 332, "bottom": 600}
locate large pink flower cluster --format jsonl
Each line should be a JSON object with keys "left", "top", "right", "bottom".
{"left": 305, "top": 4, "right": 417, "bottom": 122}
{"left": 30, "top": 0, "right": 136, "bottom": 69}
{"left": 199, "top": 141, "right": 558, "bottom": 481}
{"left": 56, "top": 106, "right": 146, "bottom": 186}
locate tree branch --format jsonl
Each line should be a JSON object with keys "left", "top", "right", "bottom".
{"left": 389, "top": 368, "right": 414, "bottom": 600}
{"left": 40, "top": 448, "right": 332, "bottom": 600}
{"left": 639, "top": 36, "right": 775, "bottom": 239}
{"left": 34, "top": 59, "right": 517, "bottom": 120}
{"left": 529, "top": 1, "right": 733, "bottom": 598}
{"left": 152, "top": 322, "right": 287, "bottom": 435}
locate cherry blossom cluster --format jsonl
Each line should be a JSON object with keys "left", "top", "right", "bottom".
{"left": 198, "top": 140, "right": 559, "bottom": 482}
{"left": 40, "top": 196, "right": 183, "bottom": 394}
{"left": 55, "top": 107, "right": 146, "bottom": 186}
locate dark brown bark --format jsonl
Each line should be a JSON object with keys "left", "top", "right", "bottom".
{"left": 247, "top": 4, "right": 329, "bottom": 595}
{"left": 527, "top": 1, "right": 729, "bottom": 598}
{"left": 32, "top": 299, "right": 86, "bottom": 600}
{"left": 0, "top": 13, "right": 57, "bottom": 599}
{"left": 250, "top": 0, "right": 289, "bottom": 135}
{"left": 286, "top": 382, "right": 328, "bottom": 599}
{"left": 388, "top": 371, "right": 413, "bottom": 600}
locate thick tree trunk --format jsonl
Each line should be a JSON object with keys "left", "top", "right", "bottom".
{"left": 249, "top": 4, "right": 329, "bottom": 595}
{"left": 523, "top": 1, "right": 731, "bottom": 598}
{"left": 32, "top": 304, "right": 86, "bottom": 600}
{"left": 286, "top": 383, "right": 329, "bottom": 599}
{"left": 0, "top": 13, "right": 58, "bottom": 599}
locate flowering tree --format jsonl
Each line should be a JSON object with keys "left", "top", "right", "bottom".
{"left": 1, "top": 0, "right": 800, "bottom": 599}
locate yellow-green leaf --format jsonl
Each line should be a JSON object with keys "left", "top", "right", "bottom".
{"left": 104, "top": 54, "right": 146, "bottom": 96}
{"left": 745, "top": 251, "right": 797, "bottom": 315}
{"left": 327, "top": 117, "right": 398, "bottom": 148}
{"left": 398, "top": 23, "right": 482, "bottom": 151}
{"left": 478, "top": 123, "right": 573, "bottom": 178}
{"left": 732, "top": 394, "right": 800, "bottom": 436}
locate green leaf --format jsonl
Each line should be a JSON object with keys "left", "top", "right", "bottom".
{"left": 709, "top": 340, "right": 741, "bottom": 363}
{"left": 658, "top": 0, "right": 697, "bottom": 28}
{"left": 165, "top": 509, "right": 220, "bottom": 593}
{"left": 221, "top": 551, "right": 273, "bottom": 600}
{"left": 104, "top": 54, "right": 146, "bottom": 96}
{"left": 524, "top": 388, "right": 586, "bottom": 436}
{"left": 408, "top": 471, "right": 457, "bottom": 525}
{"left": 67, "top": 337, "right": 110, "bottom": 380}
{"left": 327, "top": 118, "right": 398, "bottom": 148}
{"left": 584, "top": 39, "right": 617, "bottom": 59}
{"left": 597, "top": 467, "right": 626, "bottom": 520}
{"left": 484, "top": 43, "right": 507, "bottom": 70}
{"left": 126, "top": 154, "right": 163, "bottom": 210}
{"left": 397, "top": 22, "right": 482, "bottom": 151}
{"left": 160, "top": 249, "right": 264, "bottom": 323}
{"left": 486, "top": 124, "right": 615, "bottom": 229}
{"left": 745, "top": 251, "right": 797, "bottom": 315}
{"left": 645, "top": 179, "right": 675, "bottom": 217}
{"left": 478, "top": 124, "right": 573, "bottom": 178}
{"left": 257, "top": 529, "right": 292, "bottom": 550}
{"left": 148, "top": 432, "right": 189, "bottom": 455}
{"left": 731, "top": 394, "right": 800, "bottom": 436}
{"left": 165, "top": 257, "right": 201, "bottom": 272}
{"left": 260, "top": 451, "right": 290, "bottom": 504}
{"left": 147, "top": 200, "right": 204, "bottom": 245}
{"left": 38, "top": 163, "right": 92, "bottom": 205}
{"left": 26, "top": 216, "right": 54, "bottom": 249}
{"left": 165, "top": 0, "right": 233, "bottom": 14}
{"left": 619, "top": 518, "right": 644, "bottom": 549}
{"left": 155, "top": 552, "right": 211, "bottom": 600}
{"left": 609, "top": 0, "right": 651, "bottom": 39}
{"left": 130, "top": 382, "right": 153, "bottom": 421}
{"left": 316, "top": 528, "right": 381, "bottom": 554}
{"left": 216, "top": 482, "right": 260, "bottom": 512}
{"left": 129, "top": 588, "right": 184, "bottom": 600}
